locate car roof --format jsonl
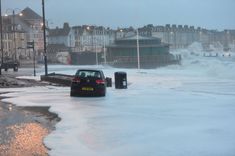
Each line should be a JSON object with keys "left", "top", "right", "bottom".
{"left": 77, "top": 69, "right": 103, "bottom": 72}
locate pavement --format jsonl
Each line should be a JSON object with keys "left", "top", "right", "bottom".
{"left": 0, "top": 66, "right": 49, "bottom": 88}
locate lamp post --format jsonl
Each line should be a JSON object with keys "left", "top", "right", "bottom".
{"left": 170, "top": 31, "right": 176, "bottom": 49}
{"left": 13, "top": 10, "right": 16, "bottom": 61}
{"left": 233, "top": 40, "right": 235, "bottom": 50}
{"left": 226, "top": 30, "right": 230, "bottom": 45}
{"left": 136, "top": 28, "right": 140, "bottom": 69}
{"left": 33, "top": 41, "right": 36, "bottom": 76}
{"left": 120, "top": 29, "right": 123, "bottom": 37}
{"left": 87, "top": 26, "right": 98, "bottom": 66}
{"left": 103, "top": 27, "right": 106, "bottom": 65}
{"left": 170, "top": 31, "right": 173, "bottom": 48}
{"left": 42, "top": 0, "right": 48, "bottom": 75}
{"left": 86, "top": 26, "right": 90, "bottom": 51}
{"left": 5, "top": 9, "right": 22, "bottom": 63}
{"left": 0, "top": 0, "right": 3, "bottom": 75}
{"left": 199, "top": 31, "right": 202, "bottom": 43}
{"left": 86, "top": 26, "right": 92, "bottom": 51}
{"left": 94, "top": 27, "right": 98, "bottom": 66}
{"left": 94, "top": 26, "right": 98, "bottom": 66}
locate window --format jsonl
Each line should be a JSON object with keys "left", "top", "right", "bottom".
{"left": 76, "top": 70, "right": 101, "bottom": 78}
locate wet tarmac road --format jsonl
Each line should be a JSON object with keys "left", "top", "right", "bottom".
{"left": 0, "top": 98, "right": 60, "bottom": 156}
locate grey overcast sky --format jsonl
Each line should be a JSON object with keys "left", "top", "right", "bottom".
{"left": 2, "top": 0, "right": 235, "bottom": 30}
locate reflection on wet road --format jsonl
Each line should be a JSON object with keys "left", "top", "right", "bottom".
{"left": 0, "top": 101, "right": 60, "bottom": 156}
{"left": 0, "top": 123, "right": 49, "bottom": 156}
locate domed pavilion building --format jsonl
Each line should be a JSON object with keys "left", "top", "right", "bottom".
{"left": 106, "top": 35, "right": 181, "bottom": 68}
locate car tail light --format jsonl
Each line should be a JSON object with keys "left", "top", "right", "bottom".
{"left": 96, "top": 79, "right": 105, "bottom": 85}
{"left": 72, "top": 77, "right": 80, "bottom": 83}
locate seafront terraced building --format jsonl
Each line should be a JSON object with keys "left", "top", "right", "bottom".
{"left": 106, "top": 35, "right": 180, "bottom": 68}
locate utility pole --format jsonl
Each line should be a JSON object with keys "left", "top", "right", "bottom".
{"left": 0, "top": 0, "right": 3, "bottom": 75}
{"left": 136, "top": 28, "right": 140, "bottom": 69}
{"left": 42, "top": 0, "right": 48, "bottom": 75}
{"left": 33, "top": 40, "right": 36, "bottom": 76}
{"left": 13, "top": 10, "right": 17, "bottom": 62}
{"left": 103, "top": 27, "right": 106, "bottom": 65}
{"left": 95, "top": 28, "right": 98, "bottom": 66}
{"left": 93, "top": 27, "right": 98, "bottom": 66}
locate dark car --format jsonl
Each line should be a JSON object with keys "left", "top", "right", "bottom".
{"left": 0, "top": 58, "right": 19, "bottom": 72}
{"left": 70, "top": 69, "right": 106, "bottom": 97}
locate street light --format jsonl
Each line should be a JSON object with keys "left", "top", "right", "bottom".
{"left": 0, "top": 0, "right": 3, "bottom": 75}
{"left": 170, "top": 31, "right": 176, "bottom": 49}
{"left": 119, "top": 29, "right": 123, "bottom": 39}
{"left": 94, "top": 27, "right": 98, "bottom": 66}
{"left": 233, "top": 40, "right": 235, "bottom": 50}
{"left": 199, "top": 31, "right": 202, "bottom": 42}
{"left": 42, "top": 0, "right": 48, "bottom": 75}
{"left": 86, "top": 26, "right": 98, "bottom": 66}
{"left": 136, "top": 28, "right": 140, "bottom": 69}
{"left": 86, "top": 26, "right": 92, "bottom": 51}
{"left": 102, "top": 27, "right": 106, "bottom": 65}
{"left": 5, "top": 8, "right": 23, "bottom": 62}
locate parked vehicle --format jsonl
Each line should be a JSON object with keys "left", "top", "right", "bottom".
{"left": 0, "top": 58, "right": 19, "bottom": 72}
{"left": 70, "top": 69, "right": 106, "bottom": 97}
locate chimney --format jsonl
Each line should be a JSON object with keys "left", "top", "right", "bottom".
{"left": 63, "top": 22, "right": 70, "bottom": 29}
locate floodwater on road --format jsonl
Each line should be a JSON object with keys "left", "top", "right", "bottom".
{"left": 0, "top": 98, "right": 60, "bottom": 156}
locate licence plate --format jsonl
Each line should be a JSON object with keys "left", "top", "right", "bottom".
{"left": 82, "top": 87, "right": 94, "bottom": 91}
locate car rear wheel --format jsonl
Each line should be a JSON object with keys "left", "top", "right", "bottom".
{"left": 70, "top": 91, "right": 76, "bottom": 97}
{"left": 13, "top": 66, "right": 18, "bottom": 72}
{"left": 99, "top": 92, "right": 106, "bottom": 97}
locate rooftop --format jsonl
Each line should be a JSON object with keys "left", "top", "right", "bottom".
{"left": 117, "top": 35, "right": 161, "bottom": 41}
{"left": 20, "top": 7, "right": 42, "bottom": 20}
{"left": 49, "top": 23, "right": 70, "bottom": 37}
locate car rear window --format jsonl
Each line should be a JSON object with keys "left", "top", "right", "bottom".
{"left": 76, "top": 70, "right": 101, "bottom": 78}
